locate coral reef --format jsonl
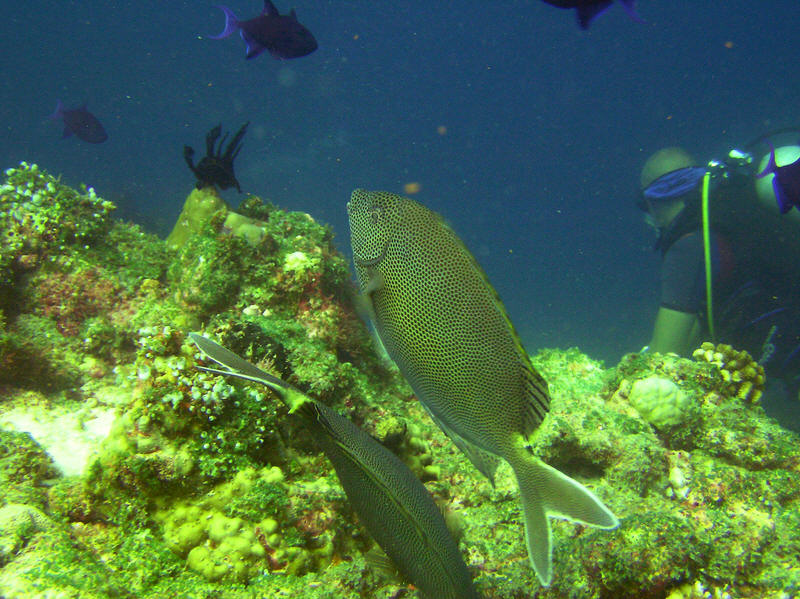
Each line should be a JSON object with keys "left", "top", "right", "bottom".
{"left": 0, "top": 166, "right": 798, "bottom": 598}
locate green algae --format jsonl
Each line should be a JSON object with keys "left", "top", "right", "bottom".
{"left": 0, "top": 429, "right": 59, "bottom": 510}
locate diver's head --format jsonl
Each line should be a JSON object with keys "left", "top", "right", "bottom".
{"left": 640, "top": 147, "right": 697, "bottom": 190}
{"left": 637, "top": 147, "right": 700, "bottom": 230}
{"left": 755, "top": 144, "right": 800, "bottom": 211}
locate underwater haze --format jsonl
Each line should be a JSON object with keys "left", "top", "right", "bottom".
{"left": 1, "top": 0, "right": 798, "bottom": 364}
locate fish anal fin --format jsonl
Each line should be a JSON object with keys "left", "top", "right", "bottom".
{"left": 423, "top": 406, "right": 500, "bottom": 485}
{"left": 577, "top": 0, "right": 613, "bottom": 29}
{"left": 240, "top": 31, "right": 267, "bottom": 59}
{"left": 619, "top": 0, "right": 644, "bottom": 23}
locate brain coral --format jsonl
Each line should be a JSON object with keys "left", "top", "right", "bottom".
{"left": 628, "top": 375, "right": 692, "bottom": 429}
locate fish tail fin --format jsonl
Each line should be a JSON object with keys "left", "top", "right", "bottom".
{"left": 209, "top": 5, "right": 239, "bottom": 40}
{"left": 511, "top": 450, "right": 618, "bottom": 586}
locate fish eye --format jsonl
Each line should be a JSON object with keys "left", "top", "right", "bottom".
{"left": 368, "top": 203, "right": 382, "bottom": 225}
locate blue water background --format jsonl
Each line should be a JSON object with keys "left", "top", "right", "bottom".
{"left": 1, "top": 1, "right": 798, "bottom": 365}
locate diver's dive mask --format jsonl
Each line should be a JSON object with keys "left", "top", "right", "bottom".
{"left": 636, "top": 166, "right": 708, "bottom": 212}
{"left": 637, "top": 149, "right": 753, "bottom": 212}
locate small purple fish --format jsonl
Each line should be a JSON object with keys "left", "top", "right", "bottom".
{"left": 51, "top": 101, "right": 108, "bottom": 144}
{"left": 541, "top": 0, "right": 642, "bottom": 29}
{"left": 210, "top": 0, "right": 318, "bottom": 60}
{"left": 757, "top": 142, "right": 800, "bottom": 214}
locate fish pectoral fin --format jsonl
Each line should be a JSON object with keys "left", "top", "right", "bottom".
{"left": 511, "top": 454, "right": 619, "bottom": 586}
{"left": 423, "top": 405, "right": 500, "bottom": 485}
{"left": 364, "top": 546, "right": 403, "bottom": 583}
{"left": 363, "top": 268, "right": 385, "bottom": 296}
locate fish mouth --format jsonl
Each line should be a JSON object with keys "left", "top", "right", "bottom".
{"left": 353, "top": 241, "right": 389, "bottom": 267}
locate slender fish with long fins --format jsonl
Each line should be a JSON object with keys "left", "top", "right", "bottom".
{"left": 347, "top": 189, "right": 619, "bottom": 586}
{"left": 189, "top": 333, "right": 481, "bottom": 599}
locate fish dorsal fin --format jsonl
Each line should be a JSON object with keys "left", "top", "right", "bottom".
{"left": 422, "top": 404, "right": 500, "bottom": 486}
{"left": 263, "top": 0, "right": 279, "bottom": 16}
{"left": 290, "top": 8, "right": 298, "bottom": 21}
{"left": 520, "top": 358, "right": 550, "bottom": 440}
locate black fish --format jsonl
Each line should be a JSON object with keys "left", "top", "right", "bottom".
{"left": 541, "top": 0, "right": 641, "bottom": 29}
{"left": 184, "top": 122, "right": 248, "bottom": 192}
{"left": 210, "top": 0, "right": 318, "bottom": 60}
{"left": 51, "top": 101, "right": 107, "bottom": 144}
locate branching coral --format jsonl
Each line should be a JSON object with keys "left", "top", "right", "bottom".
{"left": 691, "top": 342, "right": 765, "bottom": 404}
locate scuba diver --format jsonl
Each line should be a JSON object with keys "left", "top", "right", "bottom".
{"left": 637, "top": 133, "right": 800, "bottom": 430}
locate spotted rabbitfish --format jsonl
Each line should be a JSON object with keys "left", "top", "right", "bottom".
{"left": 347, "top": 189, "right": 618, "bottom": 586}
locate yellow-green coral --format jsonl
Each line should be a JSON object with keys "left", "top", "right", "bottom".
{"left": 628, "top": 375, "right": 693, "bottom": 429}
{"left": 692, "top": 342, "right": 765, "bottom": 404}
{"left": 666, "top": 580, "right": 733, "bottom": 599}
{"left": 165, "top": 187, "right": 227, "bottom": 250}
{"left": 155, "top": 465, "right": 339, "bottom": 584}
{"left": 157, "top": 467, "right": 282, "bottom": 582}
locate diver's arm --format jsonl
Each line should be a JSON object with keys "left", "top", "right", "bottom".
{"left": 648, "top": 306, "right": 700, "bottom": 356}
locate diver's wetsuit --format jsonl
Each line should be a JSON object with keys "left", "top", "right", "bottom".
{"left": 658, "top": 213, "right": 800, "bottom": 427}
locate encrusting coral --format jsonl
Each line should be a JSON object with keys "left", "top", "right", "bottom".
{"left": 0, "top": 166, "right": 798, "bottom": 598}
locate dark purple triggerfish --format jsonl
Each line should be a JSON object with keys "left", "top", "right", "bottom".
{"left": 210, "top": 0, "right": 318, "bottom": 60}
{"left": 757, "top": 142, "right": 800, "bottom": 214}
{"left": 51, "top": 101, "right": 108, "bottom": 144}
{"left": 541, "top": 0, "right": 642, "bottom": 29}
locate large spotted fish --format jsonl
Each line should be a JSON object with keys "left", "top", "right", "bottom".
{"left": 347, "top": 190, "right": 618, "bottom": 586}
{"left": 190, "top": 333, "right": 481, "bottom": 599}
